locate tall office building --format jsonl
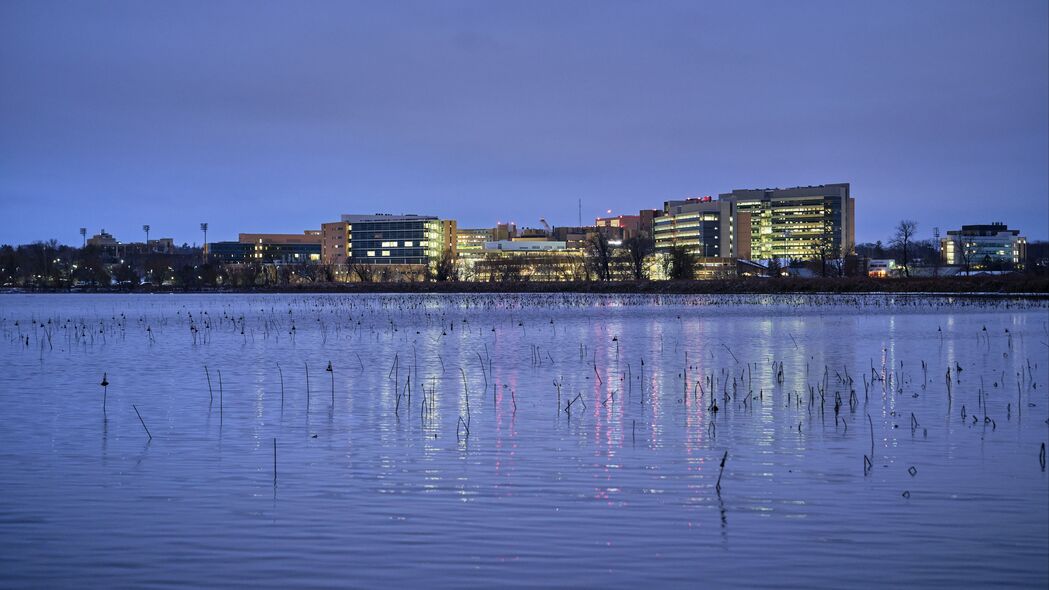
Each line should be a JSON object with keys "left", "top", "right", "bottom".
{"left": 653, "top": 197, "right": 751, "bottom": 259}
{"left": 718, "top": 183, "right": 855, "bottom": 261}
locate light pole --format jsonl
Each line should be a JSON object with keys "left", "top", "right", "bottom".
{"left": 143, "top": 224, "right": 151, "bottom": 247}
{"left": 200, "top": 223, "right": 209, "bottom": 264}
{"left": 80, "top": 227, "right": 87, "bottom": 248}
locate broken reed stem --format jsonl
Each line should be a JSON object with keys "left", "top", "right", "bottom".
{"left": 864, "top": 413, "right": 874, "bottom": 475}
{"left": 133, "top": 403, "right": 152, "bottom": 440}
{"left": 273, "top": 438, "right": 277, "bottom": 486}
{"left": 716, "top": 450, "right": 728, "bottom": 495}
{"left": 278, "top": 363, "right": 285, "bottom": 409}
{"left": 204, "top": 365, "right": 213, "bottom": 402}
{"left": 460, "top": 367, "right": 471, "bottom": 426}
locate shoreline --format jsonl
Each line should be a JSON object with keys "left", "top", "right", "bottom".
{"left": 6, "top": 276, "right": 1049, "bottom": 297}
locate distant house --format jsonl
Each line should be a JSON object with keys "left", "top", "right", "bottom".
{"left": 867, "top": 259, "right": 897, "bottom": 278}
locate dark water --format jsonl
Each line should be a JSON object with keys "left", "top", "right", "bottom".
{"left": 1, "top": 293, "right": 1046, "bottom": 588}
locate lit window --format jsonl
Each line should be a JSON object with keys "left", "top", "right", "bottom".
{"left": 367, "top": 251, "right": 375, "bottom": 257}
{"left": 382, "top": 250, "right": 390, "bottom": 256}
{"left": 404, "top": 241, "right": 413, "bottom": 247}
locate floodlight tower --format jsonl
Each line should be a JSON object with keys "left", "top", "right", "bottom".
{"left": 200, "top": 223, "right": 209, "bottom": 264}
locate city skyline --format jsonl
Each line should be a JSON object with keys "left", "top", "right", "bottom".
{"left": 2, "top": 1, "right": 1048, "bottom": 246}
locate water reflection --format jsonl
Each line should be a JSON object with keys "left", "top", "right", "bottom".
{"left": 0, "top": 293, "right": 1046, "bottom": 588}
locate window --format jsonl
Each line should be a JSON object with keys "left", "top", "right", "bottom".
{"left": 404, "top": 241, "right": 413, "bottom": 247}
{"left": 381, "top": 250, "right": 390, "bottom": 256}
{"left": 367, "top": 251, "right": 375, "bottom": 257}
{"left": 381, "top": 241, "right": 397, "bottom": 248}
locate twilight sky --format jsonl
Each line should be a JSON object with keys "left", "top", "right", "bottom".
{"left": 1, "top": 0, "right": 1047, "bottom": 246}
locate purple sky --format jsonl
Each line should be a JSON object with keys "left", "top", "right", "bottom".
{"left": 2, "top": 0, "right": 1047, "bottom": 246}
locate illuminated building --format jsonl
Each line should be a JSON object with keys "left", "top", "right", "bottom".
{"left": 211, "top": 232, "right": 321, "bottom": 263}
{"left": 335, "top": 214, "right": 452, "bottom": 266}
{"left": 718, "top": 183, "right": 855, "bottom": 261}
{"left": 867, "top": 259, "right": 897, "bottom": 278}
{"left": 456, "top": 228, "right": 493, "bottom": 252}
{"left": 653, "top": 197, "right": 752, "bottom": 259}
{"left": 459, "top": 240, "right": 587, "bottom": 281}
{"left": 941, "top": 223, "right": 1026, "bottom": 270}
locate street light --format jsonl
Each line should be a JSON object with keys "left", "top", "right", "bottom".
{"left": 79, "top": 227, "right": 87, "bottom": 248}
{"left": 143, "top": 224, "right": 151, "bottom": 246}
{"left": 200, "top": 223, "right": 209, "bottom": 264}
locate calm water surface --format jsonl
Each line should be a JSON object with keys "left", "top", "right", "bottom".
{"left": 1, "top": 293, "right": 1046, "bottom": 588}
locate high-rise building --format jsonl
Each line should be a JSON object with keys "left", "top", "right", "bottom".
{"left": 653, "top": 197, "right": 751, "bottom": 259}
{"left": 718, "top": 183, "right": 855, "bottom": 261}
{"left": 941, "top": 223, "right": 1026, "bottom": 270}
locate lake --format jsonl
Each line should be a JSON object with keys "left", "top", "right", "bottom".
{"left": 1, "top": 293, "right": 1046, "bottom": 588}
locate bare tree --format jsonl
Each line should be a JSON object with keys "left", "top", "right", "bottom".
{"left": 663, "top": 244, "right": 696, "bottom": 280}
{"left": 891, "top": 220, "right": 918, "bottom": 278}
{"left": 811, "top": 232, "right": 838, "bottom": 277}
{"left": 350, "top": 262, "right": 376, "bottom": 283}
{"left": 623, "top": 236, "right": 653, "bottom": 282}
{"left": 766, "top": 257, "right": 782, "bottom": 278}
{"left": 429, "top": 251, "right": 459, "bottom": 282}
{"left": 956, "top": 239, "right": 975, "bottom": 275}
{"left": 585, "top": 233, "right": 614, "bottom": 281}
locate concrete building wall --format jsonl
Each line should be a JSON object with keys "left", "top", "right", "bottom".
{"left": 320, "top": 221, "right": 350, "bottom": 265}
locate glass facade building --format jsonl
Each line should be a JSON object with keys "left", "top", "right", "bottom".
{"left": 339, "top": 214, "right": 447, "bottom": 266}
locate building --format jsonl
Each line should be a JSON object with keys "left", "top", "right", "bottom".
{"left": 515, "top": 228, "right": 549, "bottom": 241}
{"left": 485, "top": 240, "right": 567, "bottom": 251}
{"left": 867, "top": 259, "right": 897, "bottom": 278}
{"left": 595, "top": 215, "right": 641, "bottom": 241}
{"left": 208, "top": 241, "right": 253, "bottom": 263}
{"left": 493, "top": 223, "right": 518, "bottom": 242}
{"left": 653, "top": 197, "right": 752, "bottom": 259}
{"left": 459, "top": 240, "right": 586, "bottom": 282}
{"left": 86, "top": 229, "right": 119, "bottom": 249}
{"left": 718, "top": 183, "right": 855, "bottom": 261}
{"left": 320, "top": 221, "right": 350, "bottom": 265}
{"left": 210, "top": 232, "right": 321, "bottom": 264}
{"left": 456, "top": 228, "right": 493, "bottom": 253}
{"left": 638, "top": 209, "right": 660, "bottom": 239}
{"left": 549, "top": 226, "right": 591, "bottom": 250}
{"left": 440, "top": 220, "right": 458, "bottom": 258}
{"left": 941, "top": 223, "right": 1026, "bottom": 270}
{"left": 84, "top": 230, "right": 176, "bottom": 260}
{"left": 336, "top": 214, "right": 450, "bottom": 266}
{"left": 237, "top": 232, "right": 321, "bottom": 263}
